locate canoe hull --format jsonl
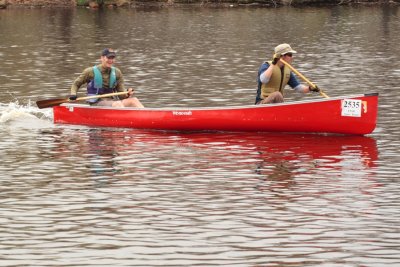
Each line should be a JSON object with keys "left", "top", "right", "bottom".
{"left": 53, "top": 93, "right": 379, "bottom": 135}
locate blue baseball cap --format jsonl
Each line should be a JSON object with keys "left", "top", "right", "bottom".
{"left": 101, "top": 48, "right": 116, "bottom": 58}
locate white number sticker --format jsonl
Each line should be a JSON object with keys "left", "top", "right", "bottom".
{"left": 341, "top": 99, "right": 362, "bottom": 117}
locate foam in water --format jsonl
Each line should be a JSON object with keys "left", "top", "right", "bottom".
{"left": 0, "top": 100, "right": 54, "bottom": 128}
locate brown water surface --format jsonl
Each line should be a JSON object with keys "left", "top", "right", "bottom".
{"left": 0, "top": 6, "right": 399, "bottom": 266}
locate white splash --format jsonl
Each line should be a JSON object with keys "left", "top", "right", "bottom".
{"left": 0, "top": 100, "right": 54, "bottom": 129}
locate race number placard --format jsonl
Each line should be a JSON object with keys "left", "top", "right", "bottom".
{"left": 341, "top": 99, "right": 362, "bottom": 117}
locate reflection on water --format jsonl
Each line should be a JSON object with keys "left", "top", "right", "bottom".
{"left": 1, "top": 5, "right": 400, "bottom": 266}
{"left": 38, "top": 128, "right": 379, "bottom": 183}
{"left": 2, "top": 125, "right": 396, "bottom": 265}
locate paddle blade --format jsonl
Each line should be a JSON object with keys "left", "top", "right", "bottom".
{"left": 36, "top": 98, "right": 69, "bottom": 109}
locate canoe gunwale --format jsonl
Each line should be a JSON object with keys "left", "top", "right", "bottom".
{"left": 59, "top": 93, "right": 378, "bottom": 111}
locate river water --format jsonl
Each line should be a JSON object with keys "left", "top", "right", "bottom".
{"left": 1, "top": 5, "right": 400, "bottom": 266}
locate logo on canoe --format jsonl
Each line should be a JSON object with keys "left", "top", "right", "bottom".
{"left": 172, "top": 110, "right": 192, "bottom": 116}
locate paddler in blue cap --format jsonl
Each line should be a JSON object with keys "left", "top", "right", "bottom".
{"left": 69, "top": 48, "right": 144, "bottom": 108}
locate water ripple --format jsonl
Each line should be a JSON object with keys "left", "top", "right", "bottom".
{"left": 1, "top": 6, "right": 400, "bottom": 266}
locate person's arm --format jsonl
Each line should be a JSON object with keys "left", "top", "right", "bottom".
{"left": 260, "top": 54, "right": 281, "bottom": 84}
{"left": 260, "top": 63, "right": 275, "bottom": 84}
{"left": 289, "top": 71, "right": 320, "bottom": 94}
{"left": 288, "top": 72, "right": 309, "bottom": 93}
{"left": 259, "top": 63, "right": 275, "bottom": 83}
{"left": 293, "top": 84, "right": 310, "bottom": 93}
{"left": 70, "top": 67, "right": 93, "bottom": 95}
{"left": 115, "top": 69, "right": 132, "bottom": 99}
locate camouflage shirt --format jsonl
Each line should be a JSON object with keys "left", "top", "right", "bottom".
{"left": 70, "top": 64, "right": 128, "bottom": 99}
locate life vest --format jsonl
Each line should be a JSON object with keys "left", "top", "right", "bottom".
{"left": 86, "top": 65, "right": 117, "bottom": 103}
{"left": 261, "top": 61, "right": 291, "bottom": 99}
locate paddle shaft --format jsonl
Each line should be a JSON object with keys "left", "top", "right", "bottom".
{"left": 75, "top": 91, "right": 128, "bottom": 102}
{"left": 280, "top": 59, "right": 329, "bottom": 99}
{"left": 36, "top": 91, "right": 130, "bottom": 109}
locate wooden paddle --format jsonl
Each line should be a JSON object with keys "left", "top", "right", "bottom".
{"left": 280, "top": 58, "right": 329, "bottom": 99}
{"left": 36, "top": 91, "right": 130, "bottom": 109}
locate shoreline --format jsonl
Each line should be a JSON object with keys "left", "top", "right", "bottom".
{"left": 1, "top": 0, "right": 399, "bottom": 9}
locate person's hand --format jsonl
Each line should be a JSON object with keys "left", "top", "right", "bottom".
{"left": 127, "top": 88, "right": 134, "bottom": 97}
{"left": 69, "top": 95, "right": 77, "bottom": 101}
{"left": 272, "top": 53, "right": 281, "bottom": 65}
{"left": 309, "top": 85, "right": 320, "bottom": 92}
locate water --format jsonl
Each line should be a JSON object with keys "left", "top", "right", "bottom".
{"left": 1, "top": 5, "right": 400, "bottom": 266}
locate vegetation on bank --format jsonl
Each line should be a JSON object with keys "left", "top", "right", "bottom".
{"left": 1, "top": 0, "right": 399, "bottom": 8}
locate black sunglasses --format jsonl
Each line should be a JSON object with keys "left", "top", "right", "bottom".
{"left": 284, "top": 53, "right": 293, "bottom": 57}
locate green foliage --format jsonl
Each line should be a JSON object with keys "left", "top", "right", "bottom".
{"left": 76, "top": 0, "right": 88, "bottom": 5}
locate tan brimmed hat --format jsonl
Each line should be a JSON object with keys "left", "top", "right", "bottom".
{"left": 274, "top": 43, "right": 297, "bottom": 55}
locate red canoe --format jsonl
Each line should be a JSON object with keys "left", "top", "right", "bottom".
{"left": 53, "top": 93, "right": 379, "bottom": 135}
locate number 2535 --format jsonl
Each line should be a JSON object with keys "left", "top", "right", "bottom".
{"left": 343, "top": 100, "right": 360, "bottom": 109}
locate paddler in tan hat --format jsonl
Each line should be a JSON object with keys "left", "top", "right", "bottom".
{"left": 255, "top": 43, "right": 320, "bottom": 104}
